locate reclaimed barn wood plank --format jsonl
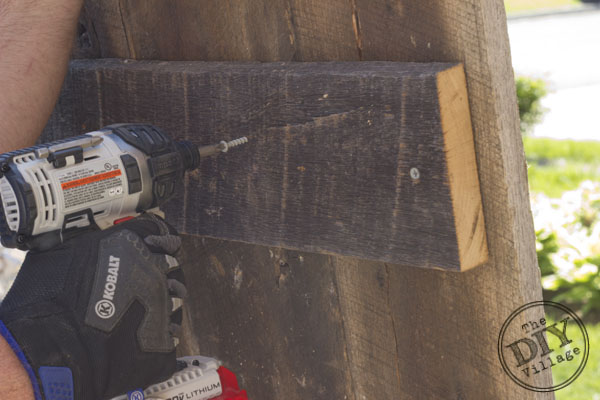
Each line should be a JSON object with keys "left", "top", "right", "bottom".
{"left": 43, "top": 59, "right": 487, "bottom": 271}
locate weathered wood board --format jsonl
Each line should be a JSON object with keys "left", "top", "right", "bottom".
{"left": 43, "top": 59, "right": 487, "bottom": 271}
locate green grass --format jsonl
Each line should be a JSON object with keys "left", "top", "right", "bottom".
{"left": 525, "top": 137, "right": 600, "bottom": 164}
{"left": 524, "top": 137, "right": 600, "bottom": 197}
{"left": 554, "top": 322, "right": 600, "bottom": 399}
{"left": 524, "top": 137, "right": 600, "bottom": 397}
{"left": 505, "top": 0, "right": 581, "bottom": 13}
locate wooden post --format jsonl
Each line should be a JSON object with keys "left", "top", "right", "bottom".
{"left": 49, "top": 1, "right": 551, "bottom": 398}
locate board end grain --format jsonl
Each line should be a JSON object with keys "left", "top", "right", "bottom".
{"left": 437, "top": 64, "right": 488, "bottom": 271}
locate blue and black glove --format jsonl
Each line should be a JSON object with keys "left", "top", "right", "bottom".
{"left": 0, "top": 213, "right": 187, "bottom": 400}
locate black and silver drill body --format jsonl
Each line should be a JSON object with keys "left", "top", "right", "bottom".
{"left": 0, "top": 124, "right": 247, "bottom": 251}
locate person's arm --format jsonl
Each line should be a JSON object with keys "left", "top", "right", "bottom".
{"left": 0, "top": 334, "right": 34, "bottom": 399}
{"left": 0, "top": 0, "right": 83, "bottom": 396}
{"left": 0, "top": 0, "right": 83, "bottom": 153}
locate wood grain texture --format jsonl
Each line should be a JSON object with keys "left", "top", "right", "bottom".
{"left": 178, "top": 237, "right": 356, "bottom": 399}
{"left": 349, "top": 1, "right": 553, "bottom": 398}
{"left": 80, "top": 0, "right": 359, "bottom": 62}
{"left": 80, "top": 0, "right": 131, "bottom": 58}
{"left": 44, "top": 59, "right": 486, "bottom": 271}
{"left": 67, "top": 1, "right": 550, "bottom": 398}
{"left": 437, "top": 65, "right": 488, "bottom": 270}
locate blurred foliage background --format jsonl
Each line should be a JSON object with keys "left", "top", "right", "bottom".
{"left": 508, "top": 1, "right": 599, "bottom": 393}
{"left": 517, "top": 71, "right": 600, "bottom": 398}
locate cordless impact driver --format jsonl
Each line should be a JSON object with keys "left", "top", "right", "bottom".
{"left": 0, "top": 123, "right": 249, "bottom": 400}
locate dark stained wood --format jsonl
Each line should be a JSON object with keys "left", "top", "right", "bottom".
{"left": 80, "top": 0, "right": 359, "bottom": 62}
{"left": 43, "top": 59, "right": 487, "bottom": 271}
{"left": 178, "top": 236, "right": 355, "bottom": 399}
{"left": 66, "top": 1, "right": 550, "bottom": 398}
{"left": 81, "top": 0, "right": 295, "bottom": 61}
{"left": 80, "top": 0, "right": 131, "bottom": 58}
{"left": 71, "top": 5, "right": 101, "bottom": 59}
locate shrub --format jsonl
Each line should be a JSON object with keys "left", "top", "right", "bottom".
{"left": 532, "top": 182, "right": 600, "bottom": 316}
{"left": 516, "top": 76, "right": 548, "bottom": 135}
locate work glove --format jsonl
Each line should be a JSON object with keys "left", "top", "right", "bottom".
{"left": 0, "top": 213, "right": 187, "bottom": 400}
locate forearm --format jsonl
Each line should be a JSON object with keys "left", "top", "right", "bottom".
{"left": 0, "top": 334, "right": 34, "bottom": 399}
{"left": 0, "top": 0, "right": 83, "bottom": 152}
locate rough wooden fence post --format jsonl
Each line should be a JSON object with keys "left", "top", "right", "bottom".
{"left": 45, "top": 1, "right": 551, "bottom": 398}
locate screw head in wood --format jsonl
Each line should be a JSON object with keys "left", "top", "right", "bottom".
{"left": 410, "top": 167, "right": 420, "bottom": 180}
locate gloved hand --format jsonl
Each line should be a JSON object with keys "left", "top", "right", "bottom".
{"left": 0, "top": 213, "right": 187, "bottom": 400}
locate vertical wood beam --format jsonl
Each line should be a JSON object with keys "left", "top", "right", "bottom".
{"left": 65, "top": 1, "right": 550, "bottom": 398}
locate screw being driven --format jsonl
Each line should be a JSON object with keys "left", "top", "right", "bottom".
{"left": 218, "top": 137, "right": 249, "bottom": 153}
{"left": 197, "top": 136, "right": 249, "bottom": 158}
